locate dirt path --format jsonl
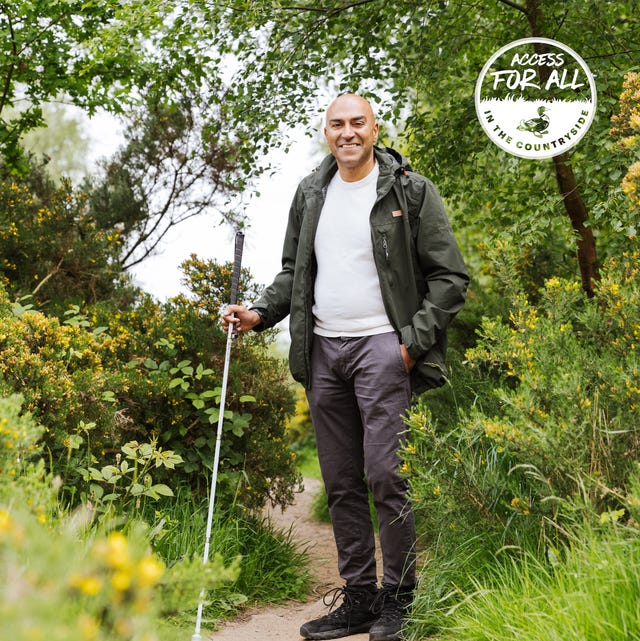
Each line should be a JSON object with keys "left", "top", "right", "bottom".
{"left": 208, "top": 477, "right": 379, "bottom": 641}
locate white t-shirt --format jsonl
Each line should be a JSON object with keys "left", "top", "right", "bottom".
{"left": 312, "top": 163, "right": 394, "bottom": 337}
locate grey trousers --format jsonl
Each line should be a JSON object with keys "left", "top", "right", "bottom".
{"left": 306, "top": 332, "right": 416, "bottom": 589}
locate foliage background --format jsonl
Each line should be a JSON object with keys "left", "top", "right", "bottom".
{"left": 1, "top": 1, "right": 640, "bottom": 639}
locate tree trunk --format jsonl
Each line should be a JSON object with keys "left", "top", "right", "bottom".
{"left": 526, "top": 0, "right": 598, "bottom": 296}
{"left": 552, "top": 152, "right": 598, "bottom": 295}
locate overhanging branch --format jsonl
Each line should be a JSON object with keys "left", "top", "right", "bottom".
{"left": 495, "top": 0, "right": 528, "bottom": 15}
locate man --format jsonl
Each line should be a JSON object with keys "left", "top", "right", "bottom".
{"left": 222, "top": 94, "right": 469, "bottom": 641}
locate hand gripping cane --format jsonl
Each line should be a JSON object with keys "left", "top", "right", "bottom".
{"left": 192, "top": 230, "right": 245, "bottom": 641}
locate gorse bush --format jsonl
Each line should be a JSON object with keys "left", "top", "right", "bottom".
{"left": 403, "top": 248, "right": 640, "bottom": 636}
{"left": 408, "top": 248, "right": 640, "bottom": 536}
{"left": 611, "top": 71, "right": 640, "bottom": 218}
{"left": 464, "top": 249, "right": 640, "bottom": 507}
{"left": 0, "top": 289, "right": 120, "bottom": 472}
{"left": 0, "top": 254, "right": 300, "bottom": 513}
{"left": 0, "top": 163, "right": 126, "bottom": 307}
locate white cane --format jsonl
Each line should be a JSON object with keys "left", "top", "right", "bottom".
{"left": 192, "top": 230, "right": 244, "bottom": 641}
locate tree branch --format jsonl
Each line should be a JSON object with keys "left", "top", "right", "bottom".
{"left": 15, "top": 12, "right": 68, "bottom": 56}
{"left": 0, "top": 4, "right": 18, "bottom": 115}
{"left": 278, "top": 0, "right": 377, "bottom": 12}
{"left": 31, "top": 258, "right": 63, "bottom": 296}
{"left": 495, "top": 0, "right": 528, "bottom": 15}
{"left": 584, "top": 48, "right": 640, "bottom": 61}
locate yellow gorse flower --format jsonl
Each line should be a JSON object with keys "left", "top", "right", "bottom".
{"left": 136, "top": 555, "right": 165, "bottom": 587}
{"left": 70, "top": 573, "right": 103, "bottom": 596}
{"left": 0, "top": 508, "right": 24, "bottom": 545}
{"left": 0, "top": 508, "right": 14, "bottom": 541}
{"left": 111, "top": 570, "right": 132, "bottom": 592}
{"left": 96, "top": 531, "right": 132, "bottom": 569}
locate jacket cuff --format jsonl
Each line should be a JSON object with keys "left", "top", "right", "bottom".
{"left": 249, "top": 307, "right": 267, "bottom": 331}
{"left": 401, "top": 325, "right": 426, "bottom": 361}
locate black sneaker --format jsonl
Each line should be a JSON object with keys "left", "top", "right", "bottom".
{"left": 300, "top": 585, "right": 379, "bottom": 640}
{"left": 368, "top": 584, "right": 414, "bottom": 641}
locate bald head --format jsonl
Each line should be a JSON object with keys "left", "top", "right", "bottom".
{"left": 325, "top": 94, "right": 376, "bottom": 126}
{"left": 324, "top": 94, "right": 379, "bottom": 181}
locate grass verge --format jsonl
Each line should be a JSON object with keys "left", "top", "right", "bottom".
{"left": 409, "top": 519, "right": 640, "bottom": 641}
{"left": 149, "top": 486, "right": 311, "bottom": 632}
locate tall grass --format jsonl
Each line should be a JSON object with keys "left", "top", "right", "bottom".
{"left": 148, "top": 485, "right": 311, "bottom": 625}
{"left": 431, "top": 520, "right": 640, "bottom": 641}
{"left": 406, "top": 533, "right": 498, "bottom": 640}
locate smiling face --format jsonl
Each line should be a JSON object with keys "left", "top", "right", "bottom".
{"left": 324, "top": 94, "right": 379, "bottom": 182}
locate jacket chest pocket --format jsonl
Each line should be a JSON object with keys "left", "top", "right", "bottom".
{"left": 372, "top": 217, "right": 404, "bottom": 265}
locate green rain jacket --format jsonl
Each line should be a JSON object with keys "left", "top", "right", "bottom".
{"left": 252, "top": 146, "right": 470, "bottom": 395}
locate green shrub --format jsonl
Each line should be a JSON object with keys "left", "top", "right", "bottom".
{"left": 0, "top": 165, "right": 125, "bottom": 307}
{"left": 0, "top": 392, "right": 236, "bottom": 641}
{"left": 0, "top": 289, "right": 121, "bottom": 480}
{"left": 0, "top": 393, "right": 52, "bottom": 520}
{"left": 87, "top": 260, "right": 301, "bottom": 511}
{"left": 463, "top": 250, "right": 640, "bottom": 507}
{"left": 0, "top": 258, "right": 301, "bottom": 514}
{"left": 404, "top": 249, "right": 640, "bottom": 636}
{"left": 74, "top": 435, "right": 183, "bottom": 519}
{"left": 408, "top": 248, "right": 640, "bottom": 536}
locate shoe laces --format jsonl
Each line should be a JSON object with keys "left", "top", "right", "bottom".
{"left": 322, "top": 586, "right": 370, "bottom": 615}
{"left": 371, "top": 586, "right": 410, "bottom": 623}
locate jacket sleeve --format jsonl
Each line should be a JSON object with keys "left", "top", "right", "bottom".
{"left": 400, "top": 177, "right": 470, "bottom": 360}
{"left": 250, "top": 185, "right": 305, "bottom": 329}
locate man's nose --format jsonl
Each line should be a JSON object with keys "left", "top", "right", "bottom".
{"left": 342, "top": 124, "right": 355, "bottom": 138}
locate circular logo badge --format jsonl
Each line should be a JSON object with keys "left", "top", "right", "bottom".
{"left": 475, "top": 38, "right": 596, "bottom": 159}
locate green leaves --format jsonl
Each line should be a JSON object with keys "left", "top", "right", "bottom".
{"left": 0, "top": 0, "right": 230, "bottom": 170}
{"left": 79, "top": 438, "right": 184, "bottom": 511}
{"left": 199, "top": 0, "right": 640, "bottom": 293}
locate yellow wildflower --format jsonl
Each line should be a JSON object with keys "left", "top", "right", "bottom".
{"left": 111, "top": 570, "right": 132, "bottom": 592}
{"left": 101, "top": 531, "right": 131, "bottom": 569}
{"left": 70, "top": 573, "right": 103, "bottom": 596}
{"left": 137, "top": 555, "right": 165, "bottom": 587}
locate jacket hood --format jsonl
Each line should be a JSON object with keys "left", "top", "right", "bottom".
{"left": 382, "top": 146, "right": 412, "bottom": 172}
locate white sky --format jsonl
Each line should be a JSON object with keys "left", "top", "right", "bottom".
{"left": 87, "top": 112, "right": 323, "bottom": 303}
